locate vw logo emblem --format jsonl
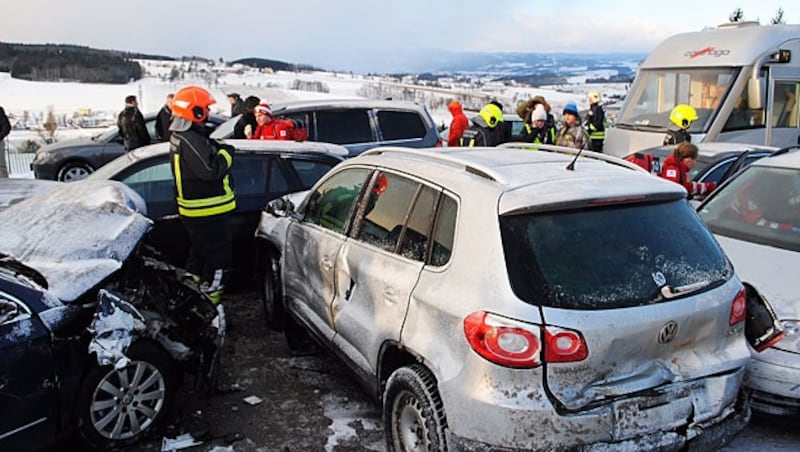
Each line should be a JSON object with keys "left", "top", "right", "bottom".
{"left": 658, "top": 321, "right": 679, "bottom": 344}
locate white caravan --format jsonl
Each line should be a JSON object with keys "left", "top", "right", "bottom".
{"left": 605, "top": 22, "right": 800, "bottom": 157}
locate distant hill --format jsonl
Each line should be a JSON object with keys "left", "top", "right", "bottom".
{"left": 232, "top": 57, "right": 320, "bottom": 72}
{"left": 0, "top": 42, "right": 171, "bottom": 83}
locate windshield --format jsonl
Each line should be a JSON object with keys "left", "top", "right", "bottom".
{"left": 617, "top": 67, "right": 740, "bottom": 133}
{"left": 699, "top": 165, "right": 800, "bottom": 252}
{"left": 500, "top": 200, "right": 732, "bottom": 309}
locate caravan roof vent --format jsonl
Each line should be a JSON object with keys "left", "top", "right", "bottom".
{"left": 717, "top": 21, "right": 760, "bottom": 30}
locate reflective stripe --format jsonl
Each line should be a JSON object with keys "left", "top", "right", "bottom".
{"left": 219, "top": 148, "right": 233, "bottom": 167}
{"left": 590, "top": 131, "right": 606, "bottom": 140}
{"left": 173, "top": 153, "right": 236, "bottom": 218}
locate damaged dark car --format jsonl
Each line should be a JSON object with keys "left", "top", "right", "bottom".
{"left": 0, "top": 180, "right": 225, "bottom": 451}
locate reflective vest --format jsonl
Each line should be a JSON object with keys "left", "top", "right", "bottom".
{"left": 170, "top": 131, "right": 236, "bottom": 218}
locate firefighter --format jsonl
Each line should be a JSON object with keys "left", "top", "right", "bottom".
{"left": 663, "top": 104, "right": 697, "bottom": 146}
{"left": 659, "top": 142, "right": 716, "bottom": 199}
{"left": 459, "top": 103, "right": 505, "bottom": 147}
{"left": 169, "top": 86, "right": 237, "bottom": 305}
{"left": 586, "top": 90, "right": 606, "bottom": 153}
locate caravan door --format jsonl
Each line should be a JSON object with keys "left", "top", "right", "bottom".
{"left": 768, "top": 78, "right": 800, "bottom": 147}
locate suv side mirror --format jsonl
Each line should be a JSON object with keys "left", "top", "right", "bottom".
{"left": 266, "top": 197, "right": 295, "bottom": 218}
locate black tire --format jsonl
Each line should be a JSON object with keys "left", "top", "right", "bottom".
{"left": 57, "top": 161, "right": 94, "bottom": 182}
{"left": 261, "top": 254, "right": 286, "bottom": 331}
{"left": 383, "top": 364, "right": 449, "bottom": 452}
{"left": 76, "top": 341, "right": 176, "bottom": 450}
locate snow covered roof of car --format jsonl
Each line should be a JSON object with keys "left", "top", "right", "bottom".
{"left": 0, "top": 180, "right": 152, "bottom": 303}
{"left": 356, "top": 145, "right": 686, "bottom": 214}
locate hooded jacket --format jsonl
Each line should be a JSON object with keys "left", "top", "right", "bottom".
{"left": 447, "top": 101, "right": 470, "bottom": 147}
{"left": 659, "top": 155, "right": 716, "bottom": 198}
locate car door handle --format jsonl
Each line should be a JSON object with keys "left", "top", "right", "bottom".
{"left": 344, "top": 278, "right": 355, "bottom": 301}
{"left": 383, "top": 286, "right": 399, "bottom": 304}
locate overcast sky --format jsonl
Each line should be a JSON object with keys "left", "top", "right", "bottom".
{"left": 2, "top": 0, "right": 796, "bottom": 71}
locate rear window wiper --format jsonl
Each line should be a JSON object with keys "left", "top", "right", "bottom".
{"left": 660, "top": 280, "right": 712, "bottom": 299}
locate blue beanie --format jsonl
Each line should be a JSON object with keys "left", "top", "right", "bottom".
{"left": 563, "top": 102, "right": 579, "bottom": 116}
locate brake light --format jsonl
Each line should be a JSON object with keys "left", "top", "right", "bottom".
{"left": 435, "top": 137, "right": 443, "bottom": 148}
{"left": 464, "top": 311, "right": 541, "bottom": 368}
{"left": 730, "top": 287, "right": 747, "bottom": 325}
{"left": 544, "top": 328, "right": 588, "bottom": 363}
{"left": 463, "top": 311, "right": 589, "bottom": 368}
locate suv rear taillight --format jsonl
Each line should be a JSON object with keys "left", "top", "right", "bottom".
{"left": 463, "top": 311, "right": 588, "bottom": 368}
{"left": 730, "top": 287, "right": 747, "bottom": 325}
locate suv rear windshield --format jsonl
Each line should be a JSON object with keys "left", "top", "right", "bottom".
{"left": 377, "top": 110, "right": 427, "bottom": 141}
{"left": 698, "top": 165, "right": 800, "bottom": 252}
{"left": 500, "top": 200, "right": 732, "bottom": 309}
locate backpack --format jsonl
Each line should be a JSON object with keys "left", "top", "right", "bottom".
{"left": 625, "top": 152, "right": 658, "bottom": 174}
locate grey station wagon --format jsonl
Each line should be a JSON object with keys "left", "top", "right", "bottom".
{"left": 256, "top": 144, "right": 751, "bottom": 451}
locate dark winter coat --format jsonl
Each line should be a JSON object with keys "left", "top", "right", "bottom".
{"left": 516, "top": 123, "right": 556, "bottom": 144}
{"left": 169, "top": 123, "right": 236, "bottom": 218}
{"left": 0, "top": 106, "right": 10, "bottom": 141}
{"left": 117, "top": 106, "right": 150, "bottom": 151}
{"left": 230, "top": 96, "right": 245, "bottom": 117}
{"left": 155, "top": 104, "right": 172, "bottom": 142}
{"left": 663, "top": 127, "right": 691, "bottom": 146}
{"left": 233, "top": 112, "right": 258, "bottom": 139}
{"left": 586, "top": 102, "right": 606, "bottom": 152}
{"left": 459, "top": 117, "right": 503, "bottom": 147}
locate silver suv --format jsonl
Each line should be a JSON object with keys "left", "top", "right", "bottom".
{"left": 256, "top": 144, "right": 751, "bottom": 450}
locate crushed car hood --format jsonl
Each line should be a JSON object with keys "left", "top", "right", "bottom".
{"left": 0, "top": 179, "right": 63, "bottom": 213}
{"left": 0, "top": 180, "right": 152, "bottom": 303}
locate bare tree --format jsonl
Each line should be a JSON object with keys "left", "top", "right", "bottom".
{"left": 771, "top": 7, "right": 785, "bottom": 24}
{"left": 729, "top": 8, "right": 744, "bottom": 22}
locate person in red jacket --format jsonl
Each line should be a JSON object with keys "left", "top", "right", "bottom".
{"left": 251, "top": 102, "right": 306, "bottom": 141}
{"left": 447, "top": 100, "right": 469, "bottom": 147}
{"left": 659, "top": 142, "right": 716, "bottom": 199}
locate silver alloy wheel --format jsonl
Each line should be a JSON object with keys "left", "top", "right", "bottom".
{"left": 392, "top": 389, "right": 429, "bottom": 452}
{"left": 89, "top": 360, "right": 166, "bottom": 440}
{"left": 60, "top": 166, "right": 91, "bottom": 181}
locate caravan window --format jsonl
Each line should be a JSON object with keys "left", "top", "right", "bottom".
{"left": 617, "top": 68, "right": 740, "bottom": 132}
{"left": 771, "top": 81, "right": 800, "bottom": 128}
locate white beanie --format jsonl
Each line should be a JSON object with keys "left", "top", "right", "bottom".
{"left": 532, "top": 105, "right": 548, "bottom": 122}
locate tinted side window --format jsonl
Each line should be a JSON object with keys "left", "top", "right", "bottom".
{"left": 358, "top": 172, "right": 419, "bottom": 253}
{"left": 304, "top": 168, "right": 370, "bottom": 234}
{"left": 699, "top": 160, "right": 733, "bottom": 184}
{"left": 377, "top": 111, "right": 427, "bottom": 141}
{"left": 120, "top": 161, "right": 174, "bottom": 204}
{"left": 398, "top": 186, "right": 438, "bottom": 261}
{"left": 315, "top": 109, "right": 373, "bottom": 144}
{"left": 231, "top": 157, "right": 269, "bottom": 196}
{"left": 430, "top": 195, "right": 457, "bottom": 266}
{"left": 288, "top": 159, "right": 336, "bottom": 189}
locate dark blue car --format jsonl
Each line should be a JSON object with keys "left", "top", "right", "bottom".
{"left": 0, "top": 180, "right": 224, "bottom": 451}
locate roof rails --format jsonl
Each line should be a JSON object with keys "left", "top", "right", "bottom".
{"left": 772, "top": 144, "right": 800, "bottom": 157}
{"left": 498, "top": 143, "right": 650, "bottom": 173}
{"left": 359, "top": 147, "right": 507, "bottom": 184}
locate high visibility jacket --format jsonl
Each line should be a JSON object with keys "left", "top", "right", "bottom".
{"left": 169, "top": 126, "right": 236, "bottom": 218}
{"left": 659, "top": 155, "right": 716, "bottom": 198}
{"left": 663, "top": 127, "right": 691, "bottom": 146}
{"left": 518, "top": 123, "right": 556, "bottom": 144}
{"left": 459, "top": 126, "right": 492, "bottom": 147}
{"left": 586, "top": 103, "right": 606, "bottom": 141}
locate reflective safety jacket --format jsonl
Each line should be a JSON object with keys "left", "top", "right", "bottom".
{"left": 663, "top": 127, "right": 691, "bottom": 146}
{"left": 659, "top": 155, "right": 716, "bottom": 198}
{"left": 586, "top": 103, "right": 606, "bottom": 141}
{"left": 169, "top": 125, "right": 236, "bottom": 218}
{"left": 517, "top": 123, "right": 556, "bottom": 144}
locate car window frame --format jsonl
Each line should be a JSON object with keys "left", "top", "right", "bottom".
{"left": 0, "top": 290, "right": 33, "bottom": 326}
{"left": 300, "top": 166, "right": 373, "bottom": 235}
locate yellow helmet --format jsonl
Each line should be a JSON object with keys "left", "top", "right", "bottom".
{"left": 478, "top": 103, "right": 504, "bottom": 128}
{"left": 670, "top": 104, "right": 698, "bottom": 129}
{"left": 588, "top": 90, "right": 601, "bottom": 104}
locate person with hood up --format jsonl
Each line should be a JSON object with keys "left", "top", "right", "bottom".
{"left": 517, "top": 104, "right": 556, "bottom": 145}
{"left": 659, "top": 142, "right": 716, "bottom": 199}
{"left": 169, "top": 86, "right": 236, "bottom": 305}
{"left": 516, "top": 95, "right": 556, "bottom": 132}
{"left": 555, "top": 102, "right": 589, "bottom": 150}
{"left": 459, "top": 103, "right": 504, "bottom": 147}
{"left": 663, "top": 104, "right": 697, "bottom": 146}
{"left": 447, "top": 100, "right": 469, "bottom": 147}
{"left": 117, "top": 95, "right": 150, "bottom": 151}
{"left": 233, "top": 95, "right": 261, "bottom": 139}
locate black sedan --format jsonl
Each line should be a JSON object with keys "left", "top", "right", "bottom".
{"left": 624, "top": 142, "right": 777, "bottom": 196}
{"left": 31, "top": 113, "right": 225, "bottom": 181}
{"left": 0, "top": 180, "right": 224, "bottom": 451}
{"left": 86, "top": 139, "right": 347, "bottom": 282}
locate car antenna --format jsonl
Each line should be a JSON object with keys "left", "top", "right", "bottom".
{"left": 566, "top": 141, "right": 588, "bottom": 171}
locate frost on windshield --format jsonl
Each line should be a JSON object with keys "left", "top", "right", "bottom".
{"left": 0, "top": 180, "right": 152, "bottom": 303}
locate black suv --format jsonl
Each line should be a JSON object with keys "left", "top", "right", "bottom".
{"left": 212, "top": 99, "right": 441, "bottom": 156}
